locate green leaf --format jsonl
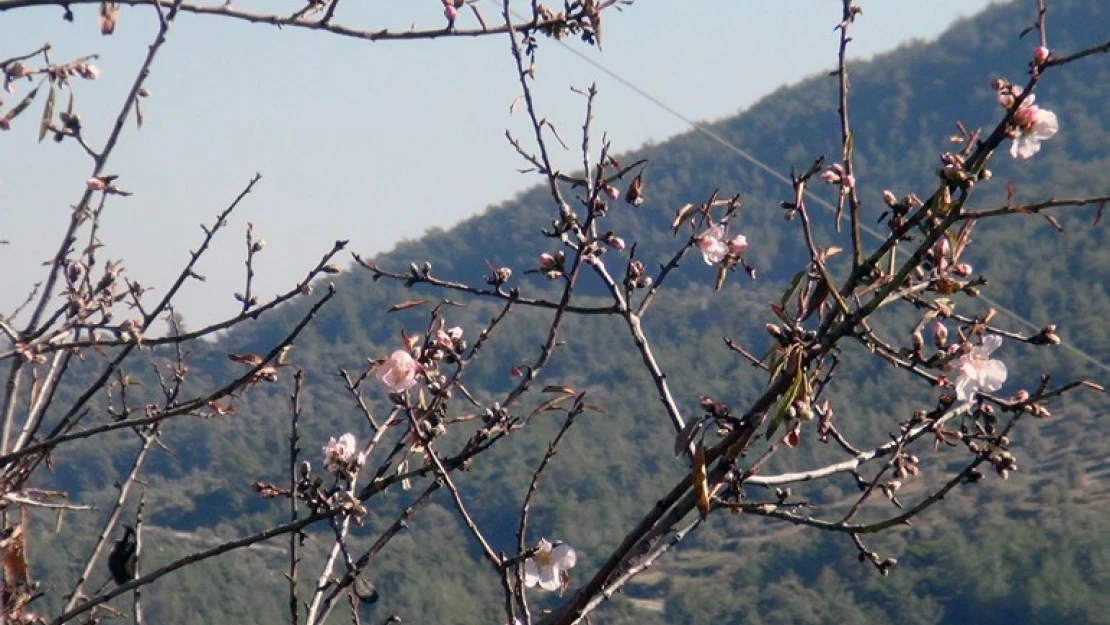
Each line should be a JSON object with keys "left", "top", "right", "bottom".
{"left": 780, "top": 269, "right": 806, "bottom": 309}
{"left": 765, "top": 369, "right": 803, "bottom": 441}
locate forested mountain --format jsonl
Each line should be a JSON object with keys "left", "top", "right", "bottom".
{"left": 31, "top": 1, "right": 1110, "bottom": 623}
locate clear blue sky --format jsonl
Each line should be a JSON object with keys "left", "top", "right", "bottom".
{"left": 0, "top": 1, "right": 994, "bottom": 327}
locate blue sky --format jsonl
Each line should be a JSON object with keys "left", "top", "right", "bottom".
{"left": 0, "top": 0, "right": 993, "bottom": 327}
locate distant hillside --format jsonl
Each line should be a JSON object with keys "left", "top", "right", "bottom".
{"left": 36, "top": 1, "right": 1110, "bottom": 623}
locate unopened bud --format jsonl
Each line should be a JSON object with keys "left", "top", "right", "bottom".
{"left": 932, "top": 321, "right": 948, "bottom": 348}
{"left": 1032, "top": 46, "right": 1050, "bottom": 66}
{"left": 86, "top": 177, "right": 106, "bottom": 191}
{"left": 881, "top": 190, "right": 898, "bottom": 207}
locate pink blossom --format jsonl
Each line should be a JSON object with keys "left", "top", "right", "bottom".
{"left": 882, "top": 190, "right": 898, "bottom": 206}
{"left": 696, "top": 224, "right": 729, "bottom": 265}
{"left": 1032, "top": 46, "right": 1050, "bottom": 65}
{"left": 444, "top": 4, "right": 457, "bottom": 20}
{"left": 842, "top": 174, "right": 855, "bottom": 190}
{"left": 604, "top": 185, "right": 620, "bottom": 200}
{"left": 819, "top": 170, "right": 840, "bottom": 185}
{"left": 952, "top": 263, "right": 973, "bottom": 277}
{"left": 538, "top": 253, "right": 557, "bottom": 270}
{"left": 523, "top": 539, "right": 577, "bottom": 591}
{"left": 375, "top": 350, "right": 419, "bottom": 393}
{"left": 932, "top": 321, "right": 948, "bottom": 348}
{"left": 727, "top": 235, "right": 748, "bottom": 256}
{"left": 954, "top": 335, "right": 1008, "bottom": 401}
{"left": 86, "top": 178, "right": 106, "bottom": 191}
{"left": 1010, "top": 104, "right": 1058, "bottom": 159}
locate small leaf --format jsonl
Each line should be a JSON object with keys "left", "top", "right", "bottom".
{"left": 692, "top": 441, "right": 711, "bottom": 520}
{"left": 765, "top": 369, "right": 803, "bottom": 441}
{"left": 671, "top": 203, "right": 696, "bottom": 233}
{"left": 1042, "top": 213, "right": 1063, "bottom": 232}
{"left": 714, "top": 262, "right": 728, "bottom": 291}
{"left": 674, "top": 418, "right": 706, "bottom": 457}
{"left": 780, "top": 269, "right": 806, "bottom": 309}
{"left": 1081, "top": 380, "right": 1106, "bottom": 393}
{"left": 527, "top": 395, "right": 571, "bottom": 419}
{"left": 228, "top": 352, "right": 264, "bottom": 366}
{"left": 1, "top": 84, "right": 42, "bottom": 128}
{"left": 38, "top": 85, "right": 56, "bottom": 142}
{"left": 800, "top": 278, "right": 829, "bottom": 321}
{"left": 387, "top": 299, "right": 429, "bottom": 313}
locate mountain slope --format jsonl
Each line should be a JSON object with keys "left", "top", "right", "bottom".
{"left": 38, "top": 1, "right": 1110, "bottom": 623}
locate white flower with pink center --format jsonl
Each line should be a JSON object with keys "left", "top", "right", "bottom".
{"left": 1010, "top": 104, "right": 1058, "bottom": 159}
{"left": 696, "top": 224, "right": 729, "bottom": 265}
{"left": 954, "top": 335, "right": 1008, "bottom": 401}
{"left": 375, "top": 350, "right": 419, "bottom": 393}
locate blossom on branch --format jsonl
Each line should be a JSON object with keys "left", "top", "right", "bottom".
{"left": 696, "top": 224, "right": 729, "bottom": 265}
{"left": 322, "top": 433, "right": 357, "bottom": 473}
{"left": 523, "top": 538, "right": 576, "bottom": 592}
{"left": 953, "top": 335, "right": 1008, "bottom": 401}
{"left": 375, "top": 349, "right": 419, "bottom": 393}
{"left": 1009, "top": 103, "right": 1058, "bottom": 159}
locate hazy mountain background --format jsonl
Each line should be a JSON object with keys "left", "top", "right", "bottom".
{"left": 28, "top": 1, "right": 1110, "bottom": 623}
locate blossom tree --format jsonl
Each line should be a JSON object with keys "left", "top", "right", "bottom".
{"left": 0, "top": 0, "right": 1107, "bottom": 624}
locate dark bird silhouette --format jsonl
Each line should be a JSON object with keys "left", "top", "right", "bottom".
{"left": 108, "top": 525, "right": 137, "bottom": 585}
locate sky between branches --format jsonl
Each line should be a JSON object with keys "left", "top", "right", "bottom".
{"left": 0, "top": 0, "right": 992, "bottom": 327}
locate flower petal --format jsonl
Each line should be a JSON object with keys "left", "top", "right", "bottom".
{"left": 550, "top": 544, "right": 577, "bottom": 569}
{"left": 523, "top": 559, "right": 540, "bottom": 588}
{"left": 982, "top": 359, "right": 1008, "bottom": 391}
{"left": 980, "top": 334, "right": 1003, "bottom": 355}
{"left": 1033, "top": 109, "right": 1059, "bottom": 139}
{"left": 537, "top": 565, "right": 561, "bottom": 591}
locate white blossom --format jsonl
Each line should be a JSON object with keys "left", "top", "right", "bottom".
{"left": 1010, "top": 104, "right": 1058, "bottom": 159}
{"left": 375, "top": 350, "right": 419, "bottom": 393}
{"left": 954, "top": 335, "right": 1008, "bottom": 401}
{"left": 696, "top": 224, "right": 729, "bottom": 265}
{"left": 523, "top": 538, "right": 577, "bottom": 592}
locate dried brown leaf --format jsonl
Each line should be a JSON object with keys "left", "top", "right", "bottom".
{"left": 692, "top": 441, "right": 711, "bottom": 520}
{"left": 387, "top": 299, "right": 430, "bottom": 313}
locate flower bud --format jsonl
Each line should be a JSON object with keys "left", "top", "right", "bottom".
{"left": 604, "top": 185, "right": 620, "bottom": 200}
{"left": 444, "top": 4, "right": 457, "bottom": 20}
{"left": 727, "top": 235, "right": 748, "bottom": 256}
{"left": 538, "top": 253, "right": 557, "bottom": 270}
{"left": 86, "top": 177, "right": 106, "bottom": 191}
{"left": 881, "top": 190, "right": 898, "bottom": 207}
{"left": 932, "top": 321, "right": 948, "bottom": 348}
{"left": 1032, "top": 46, "right": 1050, "bottom": 66}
